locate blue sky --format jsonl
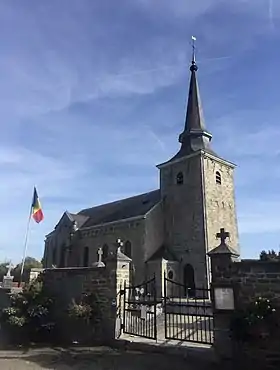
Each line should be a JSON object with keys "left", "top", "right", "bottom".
{"left": 0, "top": 0, "right": 279, "bottom": 263}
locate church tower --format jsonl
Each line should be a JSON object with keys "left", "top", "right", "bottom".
{"left": 157, "top": 43, "right": 239, "bottom": 289}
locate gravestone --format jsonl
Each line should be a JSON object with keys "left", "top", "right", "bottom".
{"left": 92, "top": 248, "right": 105, "bottom": 268}
{"left": 3, "top": 262, "right": 14, "bottom": 289}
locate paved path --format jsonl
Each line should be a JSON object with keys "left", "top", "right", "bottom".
{"left": 0, "top": 346, "right": 216, "bottom": 370}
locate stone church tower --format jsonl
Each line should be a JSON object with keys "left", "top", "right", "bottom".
{"left": 157, "top": 53, "right": 239, "bottom": 289}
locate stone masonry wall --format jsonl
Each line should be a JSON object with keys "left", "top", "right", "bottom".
{"left": 41, "top": 261, "right": 120, "bottom": 345}
{"left": 212, "top": 259, "right": 280, "bottom": 306}
{"left": 203, "top": 154, "right": 239, "bottom": 255}
{"left": 69, "top": 219, "right": 146, "bottom": 284}
{"left": 211, "top": 255, "right": 280, "bottom": 369}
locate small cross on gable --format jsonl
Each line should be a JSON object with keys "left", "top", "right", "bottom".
{"left": 116, "top": 238, "right": 124, "bottom": 253}
{"left": 216, "top": 228, "right": 230, "bottom": 245}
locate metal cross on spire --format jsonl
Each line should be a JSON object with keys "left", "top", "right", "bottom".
{"left": 190, "top": 36, "right": 198, "bottom": 72}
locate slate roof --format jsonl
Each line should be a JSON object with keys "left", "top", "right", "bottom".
{"left": 67, "top": 212, "right": 89, "bottom": 228}
{"left": 208, "top": 243, "right": 239, "bottom": 256}
{"left": 77, "top": 189, "right": 161, "bottom": 228}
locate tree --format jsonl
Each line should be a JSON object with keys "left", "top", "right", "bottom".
{"left": 12, "top": 257, "right": 43, "bottom": 283}
{"left": 259, "top": 250, "right": 280, "bottom": 261}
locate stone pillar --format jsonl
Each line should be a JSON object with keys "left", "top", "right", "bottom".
{"left": 208, "top": 228, "right": 240, "bottom": 360}
{"left": 106, "top": 245, "right": 131, "bottom": 339}
{"left": 115, "top": 247, "right": 131, "bottom": 291}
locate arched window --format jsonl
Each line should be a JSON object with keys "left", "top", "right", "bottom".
{"left": 215, "top": 171, "right": 221, "bottom": 185}
{"left": 168, "top": 270, "right": 174, "bottom": 280}
{"left": 83, "top": 247, "right": 89, "bottom": 267}
{"left": 176, "top": 172, "right": 184, "bottom": 185}
{"left": 52, "top": 247, "right": 57, "bottom": 266}
{"left": 102, "top": 244, "right": 109, "bottom": 260}
{"left": 124, "top": 241, "right": 132, "bottom": 258}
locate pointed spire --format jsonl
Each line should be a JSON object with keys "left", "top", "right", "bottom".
{"left": 178, "top": 37, "right": 213, "bottom": 155}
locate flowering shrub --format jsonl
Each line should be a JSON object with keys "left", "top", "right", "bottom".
{"left": 230, "top": 297, "right": 278, "bottom": 342}
{"left": 68, "top": 301, "right": 92, "bottom": 321}
{"left": 246, "top": 297, "right": 276, "bottom": 325}
{"left": 67, "top": 293, "right": 98, "bottom": 323}
{"left": 0, "top": 280, "right": 56, "bottom": 344}
{"left": 1, "top": 307, "right": 26, "bottom": 327}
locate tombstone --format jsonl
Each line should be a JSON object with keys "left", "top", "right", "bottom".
{"left": 92, "top": 247, "right": 105, "bottom": 268}
{"left": 3, "top": 262, "right": 14, "bottom": 289}
{"left": 29, "top": 268, "right": 44, "bottom": 283}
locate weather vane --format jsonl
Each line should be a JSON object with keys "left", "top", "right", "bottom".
{"left": 191, "top": 36, "right": 196, "bottom": 63}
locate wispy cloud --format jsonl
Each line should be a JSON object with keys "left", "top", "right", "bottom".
{"left": 238, "top": 199, "right": 280, "bottom": 234}
{"left": 0, "top": 0, "right": 280, "bottom": 262}
{"left": 268, "top": 0, "right": 275, "bottom": 30}
{"left": 0, "top": 145, "right": 87, "bottom": 262}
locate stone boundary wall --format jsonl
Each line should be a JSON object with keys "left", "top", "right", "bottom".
{"left": 213, "top": 259, "right": 280, "bottom": 306}
{"left": 210, "top": 252, "right": 280, "bottom": 369}
{"left": 41, "top": 264, "right": 118, "bottom": 345}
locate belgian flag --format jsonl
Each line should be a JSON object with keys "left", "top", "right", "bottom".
{"left": 31, "top": 187, "right": 44, "bottom": 223}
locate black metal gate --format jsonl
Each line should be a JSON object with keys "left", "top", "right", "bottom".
{"left": 164, "top": 275, "right": 214, "bottom": 344}
{"left": 122, "top": 277, "right": 158, "bottom": 340}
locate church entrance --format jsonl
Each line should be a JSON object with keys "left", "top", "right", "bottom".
{"left": 183, "top": 263, "right": 195, "bottom": 298}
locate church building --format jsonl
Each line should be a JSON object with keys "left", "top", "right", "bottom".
{"left": 43, "top": 51, "right": 239, "bottom": 293}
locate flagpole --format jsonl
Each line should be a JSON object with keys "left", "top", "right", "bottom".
{"left": 18, "top": 188, "right": 34, "bottom": 287}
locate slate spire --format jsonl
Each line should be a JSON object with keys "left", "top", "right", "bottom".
{"left": 178, "top": 38, "right": 213, "bottom": 155}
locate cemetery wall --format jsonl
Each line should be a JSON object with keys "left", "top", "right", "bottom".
{"left": 212, "top": 259, "right": 280, "bottom": 306}
{"left": 41, "top": 261, "right": 121, "bottom": 345}
{"left": 210, "top": 255, "right": 280, "bottom": 369}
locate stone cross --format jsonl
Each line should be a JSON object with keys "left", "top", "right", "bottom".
{"left": 97, "top": 247, "right": 103, "bottom": 263}
{"left": 92, "top": 247, "right": 105, "bottom": 268}
{"left": 116, "top": 238, "right": 123, "bottom": 253}
{"left": 5, "top": 261, "right": 14, "bottom": 277}
{"left": 216, "top": 228, "right": 230, "bottom": 245}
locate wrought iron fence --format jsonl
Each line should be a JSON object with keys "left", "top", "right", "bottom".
{"left": 164, "top": 275, "right": 214, "bottom": 344}
{"left": 123, "top": 276, "right": 158, "bottom": 340}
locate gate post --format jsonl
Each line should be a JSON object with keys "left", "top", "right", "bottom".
{"left": 208, "top": 229, "right": 240, "bottom": 360}
{"left": 106, "top": 246, "right": 131, "bottom": 340}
